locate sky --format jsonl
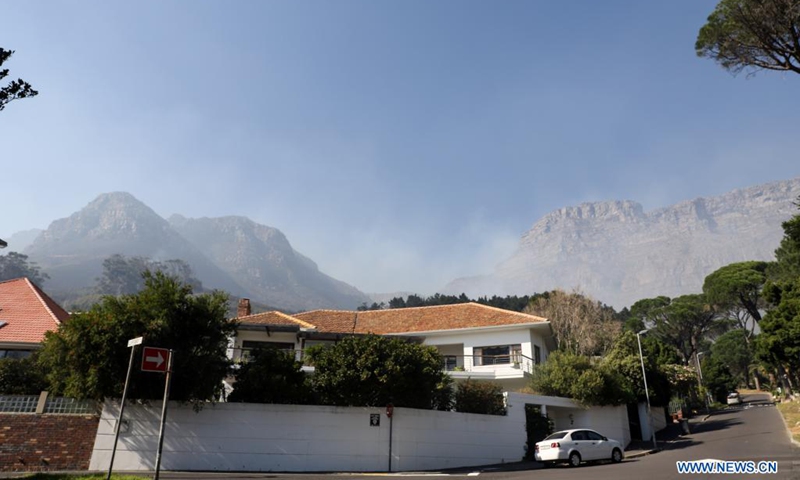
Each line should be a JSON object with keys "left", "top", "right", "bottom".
{"left": 2, "top": 1, "right": 799, "bottom": 295}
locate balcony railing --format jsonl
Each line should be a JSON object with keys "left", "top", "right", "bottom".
{"left": 229, "top": 347, "right": 309, "bottom": 365}
{"left": 441, "top": 353, "right": 537, "bottom": 375}
{"left": 228, "top": 348, "right": 537, "bottom": 376}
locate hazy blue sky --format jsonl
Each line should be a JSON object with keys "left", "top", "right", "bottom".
{"left": 3, "top": 1, "right": 799, "bottom": 294}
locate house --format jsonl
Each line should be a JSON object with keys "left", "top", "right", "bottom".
{"left": 0, "top": 277, "right": 70, "bottom": 359}
{"left": 228, "top": 299, "right": 556, "bottom": 392}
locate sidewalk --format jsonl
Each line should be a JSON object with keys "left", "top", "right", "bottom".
{"left": 625, "top": 417, "right": 698, "bottom": 458}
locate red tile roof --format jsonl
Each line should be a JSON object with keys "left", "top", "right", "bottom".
{"left": 236, "top": 310, "right": 315, "bottom": 329}
{"left": 0, "top": 277, "right": 70, "bottom": 345}
{"left": 292, "top": 310, "right": 358, "bottom": 333}
{"left": 351, "top": 303, "right": 546, "bottom": 334}
{"left": 256, "top": 303, "right": 547, "bottom": 335}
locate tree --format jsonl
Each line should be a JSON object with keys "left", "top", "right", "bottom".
{"left": 703, "top": 261, "right": 768, "bottom": 341}
{"left": 601, "top": 331, "right": 672, "bottom": 406}
{"left": 696, "top": 0, "right": 800, "bottom": 76}
{"left": 454, "top": 380, "right": 506, "bottom": 415}
{"left": 701, "top": 355, "right": 739, "bottom": 403}
{"left": 227, "top": 347, "right": 309, "bottom": 404}
{"left": 0, "top": 252, "right": 49, "bottom": 285}
{"left": 529, "top": 351, "right": 634, "bottom": 406}
{"left": 37, "top": 271, "right": 234, "bottom": 405}
{"left": 0, "top": 49, "right": 38, "bottom": 111}
{"left": 632, "top": 294, "right": 724, "bottom": 364}
{"left": 0, "top": 355, "right": 48, "bottom": 395}
{"left": 524, "top": 289, "right": 621, "bottom": 356}
{"left": 96, "top": 254, "right": 202, "bottom": 296}
{"left": 755, "top": 280, "right": 800, "bottom": 388}
{"left": 756, "top": 198, "right": 800, "bottom": 392}
{"left": 769, "top": 196, "right": 800, "bottom": 282}
{"left": 307, "top": 335, "right": 452, "bottom": 410}
{"left": 711, "top": 329, "right": 753, "bottom": 387}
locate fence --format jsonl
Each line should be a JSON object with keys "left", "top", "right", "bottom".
{"left": 0, "top": 393, "right": 99, "bottom": 415}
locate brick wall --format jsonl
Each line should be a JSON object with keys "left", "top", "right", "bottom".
{"left": 0, "top": 414, "right": 99, "bottom": 472}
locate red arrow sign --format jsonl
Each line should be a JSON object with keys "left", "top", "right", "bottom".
{"left": 141, "top": 347, "right": 170, "bottom": 373}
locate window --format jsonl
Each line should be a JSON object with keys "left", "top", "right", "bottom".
{"left": 570, "top": 431, "right": 588, "bottom": 441}
{"left": 586, "top": 431, "right": 604, "bottom": 441}
{"left": 473, "top": 344, "right": 521, "bottom": 365}
{"left": 0, "top": 349, "right": 33, "bottom": 359}
{"left": 534, "top": 345, "right": 541, "bottom": 364}
{"left": 240, "top": 341, "right": 295, "bottom": 360}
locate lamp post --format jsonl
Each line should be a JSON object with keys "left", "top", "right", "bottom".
{"left": 696, "top": 352, "right": 710, "bottom": 414}
{"left": 637, "top": 329, "right": 658, "bottom": 451}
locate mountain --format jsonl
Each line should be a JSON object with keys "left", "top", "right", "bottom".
{"left": 168, "top": 215, "right": 369, "bottom": 311}
{"left": 444, "top": 178, "right": 800, "bottom": 308}
{"left": 0, "top": 229, "right": 42, "bottom": 254}
{"left": 24, "top": 192, "right": 246, "bottom": 296}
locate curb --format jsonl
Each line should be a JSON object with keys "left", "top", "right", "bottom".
{"left": 625, "top": 448, "right": 661, "bottom": 459}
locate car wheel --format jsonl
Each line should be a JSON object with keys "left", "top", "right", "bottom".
{"left": 569, "top": 451, "right": 581, "bottom": 467}
{"left": 611, "top": 448, "right": 623, "bottom": 463}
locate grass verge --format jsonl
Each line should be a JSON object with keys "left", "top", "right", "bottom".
{"left": 20, "top": 474, "right": 145, "bottom": 479}
{"left": 776, "top": 400, "right": 800, "bottom": 443}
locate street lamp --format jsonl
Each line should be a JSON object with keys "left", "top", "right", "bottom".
{"left": 696, "top": 352, "right": 711, "bottom": 414}
{"left": 637, "top": 329, "right": 658, "bottom": 451}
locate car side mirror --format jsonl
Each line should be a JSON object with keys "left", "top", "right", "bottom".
{"left": 602, "top": 436, "right": 608, "bottom": 441}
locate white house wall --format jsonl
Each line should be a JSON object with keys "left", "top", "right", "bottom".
{"left": 419, "top": 328, "right": 547, "bottom": 361}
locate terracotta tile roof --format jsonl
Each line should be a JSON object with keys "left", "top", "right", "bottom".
{"left": 0, "top": 277, "right": 70, "bottom": 345}
{"left": 352, "top": 303, "right": 547, "bottom": 334}
{"left": 235, "top": 310, "right": 315, "bottom": 329}
{"left": 232, "top": 303, "right": 548, "bottom": 336}
{"left": 292, "top": 310, "right": 358, "bottom": 333}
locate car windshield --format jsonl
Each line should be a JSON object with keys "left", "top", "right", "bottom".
{"left": 543, "top": 431, "right": 568, "bottom": 440}
{"left": 728, "top": 393, "right": 738, "bottom": 397}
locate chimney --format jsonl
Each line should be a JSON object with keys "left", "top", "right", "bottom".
{"left": 237, "top": 298, "right": 251, "bottom": 317}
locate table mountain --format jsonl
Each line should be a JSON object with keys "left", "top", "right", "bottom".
{"left": 444, "top": 178, "right": 800, "bottom": 308}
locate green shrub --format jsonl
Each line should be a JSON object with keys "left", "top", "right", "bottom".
{"left": 0, "top": 355, "right": 47, "bottom": 395}
{"left": 454, "top": 379, "right": 506, "bottom": 415}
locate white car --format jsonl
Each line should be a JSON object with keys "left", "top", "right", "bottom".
{"left": 727, "top": 392, "right": 741, "bottom": 405}
{"left": 534, "top": 428, "right": 624, "bottom": 467}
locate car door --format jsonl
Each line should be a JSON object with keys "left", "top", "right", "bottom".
{"left": 586, "top": 430, "right": 610, "bottom": 460}
{"left": 569, "top": 430, "right": 594, "bottom": 460}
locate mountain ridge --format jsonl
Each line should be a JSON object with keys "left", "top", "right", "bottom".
{"left": 21, "top": 192, "right": 369, "bottom": 311}
{"left": 444, "top": 177, "right": 800, "bottom": 308}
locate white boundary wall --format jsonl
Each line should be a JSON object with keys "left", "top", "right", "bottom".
{"left": 90, "top": 400, "right": 527, "bottom": 472}
{"left": 90, "top": 394, "right": 633, "bottom": 472}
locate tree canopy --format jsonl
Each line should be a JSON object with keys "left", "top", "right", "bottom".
{"left": 525, "top": 289, "right": 621, "bottom": 356}
{"left": 37, "top": 271, "right": 234, "bottom": 405}
{"left": 96, "top": 254, "right": 202, "bottom": 296}
{"left": 307, "top": 335, "right": 452, "bottom": 410}
{"left": 696, "top": 0, "right": 800, "bottom": 75}
{"left": 0, "top": 252, "right": 49, "bottom": 286}
{"left": 0, "top": 48, "right": 38, "bottom": 111}
{"left": 227, "top": 347, "right": 309, "bottom": 404}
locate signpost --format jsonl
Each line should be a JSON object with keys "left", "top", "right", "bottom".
{"left": 107, "top": 336, "right": 143, "bottom": 480}
{"left": 153, "top": 349, "right": 174, "bottom": 480}
{"left": 141, "top": 347, "right": 170, "bottom": 373}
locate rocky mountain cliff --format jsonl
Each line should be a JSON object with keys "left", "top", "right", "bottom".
{"left": 22, "top": 193, "right": 368, "bottom": 311}
{"left": 169, "top": 215, "right": 369, "bottom": 311}
{"left": 444, "top": 178, "right": 800, "bottom": 308}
